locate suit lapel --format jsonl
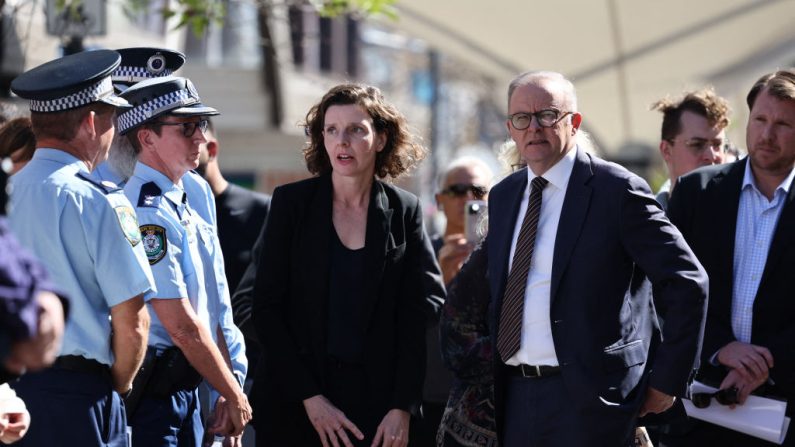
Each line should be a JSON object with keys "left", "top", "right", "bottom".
{"left": 302, "top": 175, "right": 333, "bottom": 355}
{"left": 550, "top": 148, "right": 593, "bottom": 302}
{"left": 489, "top": 170, "right": 528, "bottom": 315}
{"left": 362, "top": 181, "right": 392, "bottom": 326}
{"left": 758, "top": 172, "right": 795, "bottom": 289}
{"left": 705, "top": 161, "right": 744, "bottom": 301}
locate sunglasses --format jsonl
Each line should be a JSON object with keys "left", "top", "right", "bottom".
{"left": 691, "top": 386, "right": 739, "bottom": 409}
{"left": 154, "top": 119, "right": 210, "bottom": 138}
{"left": 440, "top": 183, "right": 488, "bottom": 199}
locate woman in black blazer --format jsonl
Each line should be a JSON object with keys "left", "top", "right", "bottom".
{"left": 251, "top": 84, "right": 445, "bottom": 447}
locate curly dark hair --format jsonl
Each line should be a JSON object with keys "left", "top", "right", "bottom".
{"left": 302, "top": 83, "right": 426, "bottom": 179}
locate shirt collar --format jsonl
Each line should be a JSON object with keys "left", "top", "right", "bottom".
{"left": 526, "top": 144, "right": 577, "bottom": 191}
{"left": 132, "top": 161, "right": 186, "bottom": 206}
{"left": 31, "top": 148, "right": 89, "bottom": 173}
{"left": 742, "top": 157, "right": 795, "bottom": 196}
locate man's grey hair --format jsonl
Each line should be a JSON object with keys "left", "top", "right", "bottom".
{"left": 106, "top": 133, "right": 138, "bottom": 183}
{"left": 507, "top": 71, "right": 579, "bottom": 112}
{"left": 436, "top": 155, "right": 495, "bottom": 191}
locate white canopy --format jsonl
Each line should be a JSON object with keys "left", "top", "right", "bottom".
{"left": 385, "top": 0, "right": 795, "bottom": 155}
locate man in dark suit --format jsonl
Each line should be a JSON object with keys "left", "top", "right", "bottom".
{"left": 485, "top": 70, "right": 708, "bottom": 446}
{"left": 666, "top": 69, "right": 795, "bottom": 446}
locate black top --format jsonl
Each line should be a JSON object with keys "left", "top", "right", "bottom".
{"left": 326, "top": 227, "right": 367, "bottom": 364}
{"left": 216, "top": 183, "right": 271, "bottom": 293}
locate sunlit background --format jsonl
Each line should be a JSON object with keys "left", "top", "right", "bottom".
{"left": 2, "top": 0, "right": 794, "bottom": 232}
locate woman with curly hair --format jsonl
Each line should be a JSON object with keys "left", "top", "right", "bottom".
{"left": 251, "top": 83, "right": 445, "bottom": 447}
{"left": 0, "top": 117, "right": 35, "bottom": 175}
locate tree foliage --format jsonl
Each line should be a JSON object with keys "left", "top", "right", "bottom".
{"left": 117, "top": 0, "right": 396, "bottom": 37}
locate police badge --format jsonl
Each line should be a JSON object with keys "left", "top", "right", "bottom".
{"left": 140, "top": 224, "right": 167, "bottom": 265}
{"left": 114, "top": 206, "right": 141, "bottom": 246}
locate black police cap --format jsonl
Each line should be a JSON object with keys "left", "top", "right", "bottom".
{"left": 117, "top": 76, "right": 219, "bottom": 135}
{"left": 11, "top": 50, "right": 128, "bottom": 112}
{"left": 113, "top": 47, "right": 186, "bottom": 90}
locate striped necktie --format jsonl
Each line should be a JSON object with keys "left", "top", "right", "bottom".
{"left": 497, "top": 176, "right": 549, "bottom": 362}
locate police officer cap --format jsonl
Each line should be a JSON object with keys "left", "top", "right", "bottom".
{"left": 11, "top": 50, "right": 128, "bottom": 113}
{"left": 113, "top": 47, "right": 186, "bottom": 91}
{"left": 117, "top": 76, "right": 219, "bottom": 135}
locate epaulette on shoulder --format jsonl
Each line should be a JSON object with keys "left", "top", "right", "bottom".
{"left": 75, "top": 172, "right": 121, "bottom": 194}
{"left": 137, "top": 182, "right": 163, "bottom": 208}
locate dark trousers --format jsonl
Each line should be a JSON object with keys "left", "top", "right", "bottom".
{"left": 11, "top": 367, "right": 128, "bottom": 447}
{"left": 659, "top": 419, "right": 794, "bottom": 447}
{"left": 129, "top": 388, "right": 202, "bottom": 447}
{"left": 502, "top": 374, "right": 635, "bottom": 447}
{"left": 410, "top": 401, "right": 445, "bottom": 447}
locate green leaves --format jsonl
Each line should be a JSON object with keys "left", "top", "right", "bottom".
{"left": 117, "top": 0, "right": 397, "bottom": 37}
{"left": 313, "top": 0, "right": 397, "bottom": 19}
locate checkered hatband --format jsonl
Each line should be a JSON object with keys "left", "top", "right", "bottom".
{"left": 29, "top": 77, "right": 114, "bottom": 112}
{"left": 112, "top": 66, "right": 174, "bottom": 84}
{"left": 116, "top": 88, "right": 199, "bottom": 134}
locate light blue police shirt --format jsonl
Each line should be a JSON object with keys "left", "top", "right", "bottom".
{"left": 94, "top": 160, "right": 127, "bottom": 187}
{"left": 124, "top": 162, "right": 213, "bottom": 349}
{"left": 8, "top": 149, "right": 155, "bottom": 366}
{"left": 183, "top": 172, "right": 248, "bottom": 387}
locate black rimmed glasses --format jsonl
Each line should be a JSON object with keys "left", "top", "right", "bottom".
{"left": 440, "top": 183, "right": 488, "bottom": 199}
{"left": 691, "top": 386, "right": 739, "bottom": 409}
{"left": 154, "top": 119, "right": 209, "bottom": 138}
{"left": 508, "top": 109, "right": 572, "bottom": 130}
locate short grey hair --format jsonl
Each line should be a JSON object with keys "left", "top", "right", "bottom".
{"left": 437, "top": 155, "right": 494, "bottom": 190}
{"left": 507, "top": 71, "right": 578, "bottom": 112}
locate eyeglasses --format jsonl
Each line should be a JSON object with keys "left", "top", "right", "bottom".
{"left": 440, "top": 183, "right": 488, "bottom": 199}
{"left": 691, "top": 386, "right": 739, "bottom": 409}
{"left": 667, "top": 137, "right": 725, "bottom": 156}
{"left": 508, "top": 109, "right": 572, "bottom": 130}
{"left": 154, "top": 119, "right": 209, "bottom": 138}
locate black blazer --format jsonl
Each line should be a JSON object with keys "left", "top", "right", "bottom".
{"left": 251, "top": 174, "right": 444, "bottom": 443}
{"left": 668, "top": 160, "right": 795, "bottom": 408}
{"left": 486, "top": 149, "right": 708, "bottom": 442}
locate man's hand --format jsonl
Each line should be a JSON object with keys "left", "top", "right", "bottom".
{"left": 719, "top": 368, "right": 767, "bottom": 406}
{"left": 639, "top": 387, "right": 675, "bottom": 417}
{"left": 0, "top": 409, "right": 30, "bottom": 444}
{"left": 438, "top": 235, "right": 473, "bottom": 284}
{"left": 226, "top": 393, "right": 252, "bottom": 436}
{"left": 303, "top": 395, "right": 364, "bottom": 447}
{"left": 4, "top": 291, "right": 65, "bottom": 375}
{"left": 717, "top": 341, "right": 773, "bottom": 382}
{"left": 206, "top": 396, "right": 234, "bottom": 436}
{"left": 371, "top": 409, "right": 409, "bottom": 447}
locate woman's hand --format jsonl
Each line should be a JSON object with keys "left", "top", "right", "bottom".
{"left": 371, "top": 409, "right": 409, "bottom": 447}
{"left": 303, "top": 395, "right": 364, "bottom": 447}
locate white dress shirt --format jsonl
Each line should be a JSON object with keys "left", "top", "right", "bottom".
{"left": 505, "top": 146, "right": 577, "bottom": 366}
{"left": 731, "top": 159, "right": 795, "bottom": 342}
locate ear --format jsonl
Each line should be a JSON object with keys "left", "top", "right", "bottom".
{"left": 83, "top": 111, "right": 98, "bottom": 140}
{"left": 206, "top": 140, "right": 219, "bottom": 159}
{"left": 570, "top": 113, "right": 582, "bottom": 133}
{"left": 506, "top": 119, "right": 512, "bottom": 133}
{"left": 660, "top": 140, "right": 672, "bottom": 162}
{"left": 375, "top": 132, "right": 387, "bottom": 153}
{"left": 435, "top": 192, "right": 444, "bottom": 210}
{"left": 138, "top": 127, "right": 157, "bottom": 151}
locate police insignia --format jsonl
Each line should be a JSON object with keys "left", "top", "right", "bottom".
{"left": 114, "top": 206, "right": 141, "bottom": 246}
{"left": 140, "top": 225, "right": 167, "bottom": 265}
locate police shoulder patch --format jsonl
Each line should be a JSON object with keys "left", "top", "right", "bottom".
{"left": 114, "top": 206, "right": 141, "bottom": 246}
{"left": 140, "top": 224, "right": 167, "bottom": 265}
